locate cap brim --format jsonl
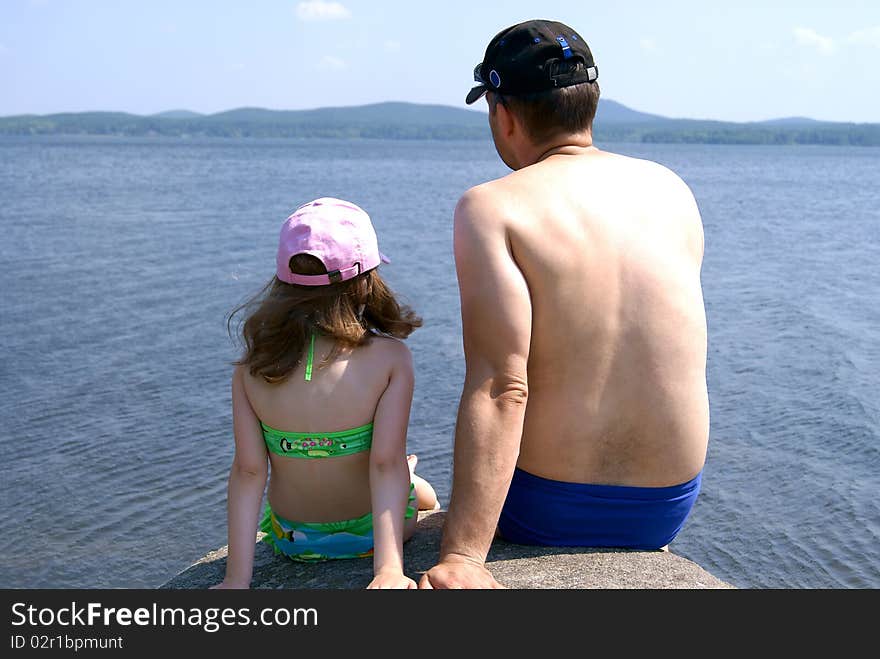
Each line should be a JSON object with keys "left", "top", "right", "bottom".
{"left": 379, "top": 251, "right": 391, "bottom": 264}
{"left": 465, "top": 84, "right": 488, "bottom": 105}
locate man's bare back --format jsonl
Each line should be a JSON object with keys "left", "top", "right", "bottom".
{"left": 483, "top": 148, "right": 709, "bottom": 488}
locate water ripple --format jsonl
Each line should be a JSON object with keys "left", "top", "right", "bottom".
{"left": 1, "top": 137, "right": 878, "bottom": 588}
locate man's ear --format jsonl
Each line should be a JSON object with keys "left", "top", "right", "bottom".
{"left": 493, "top": 99, "right": 518, "bottom": 140}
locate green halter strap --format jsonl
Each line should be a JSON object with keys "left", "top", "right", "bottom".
{"left": 304, "top": 331, "right": 316, "bottom": 382}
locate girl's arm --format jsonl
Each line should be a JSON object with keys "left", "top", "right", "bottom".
{"left": 212, "top": 365, "right": 269, "bottom": 589}
{"left": 367, "top": 341, "right": 417, "bottom": 589}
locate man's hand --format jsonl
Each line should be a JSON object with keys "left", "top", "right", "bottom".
{"left": 418, "top": 556, "right": 506, "bottom": 589}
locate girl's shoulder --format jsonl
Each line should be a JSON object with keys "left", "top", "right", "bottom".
{"left": 360, "top": 335, "right": 413, "bottom": 371}
{"left": 364, "top": 334, "right": 412, "bottom": 358}
{"left": 339, "top": 337, "right": 414, "bottom": 399}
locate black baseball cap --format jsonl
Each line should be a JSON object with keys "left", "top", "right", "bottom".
{"left": 466, "top": 19, "right": 599, "bottom": 105}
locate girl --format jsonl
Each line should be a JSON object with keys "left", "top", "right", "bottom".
{"left": 213, "top": 197, "right": 438, "bottom": 589}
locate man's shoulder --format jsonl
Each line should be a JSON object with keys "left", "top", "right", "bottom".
{"left": 597, "top": 148, "right": 680, "bottom": 177}
{"left": 454, "top": 178, "right": 517, "bottom": 228}
{"left": 588, "top": 151, "right": 697, "bottom": 215}
{"left": 456, "top": 178, "right": 509, "bottom": 207}
{"left": 455, "top": 170, "right": 530, "bottom": 217}
{"left": 615, "top": 152, "right": 692, "bottom": 192}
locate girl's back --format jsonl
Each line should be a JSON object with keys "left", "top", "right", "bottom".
{"left": 243, "top": 334, "right": 411, "bottom": 522}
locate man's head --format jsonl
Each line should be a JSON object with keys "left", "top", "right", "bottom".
{"left": 466, "top": 19, "right": 601, "bottom": 158}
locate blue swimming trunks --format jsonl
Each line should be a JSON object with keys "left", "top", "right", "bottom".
{"left": 498, "top": 468, "right": 702, "bottom": 550}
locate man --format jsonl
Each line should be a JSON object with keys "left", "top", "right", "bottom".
{"left": 419, "top": 19, "right": 710, "bottom": 589}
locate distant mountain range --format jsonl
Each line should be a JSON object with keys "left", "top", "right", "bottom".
{"left": 1, "top": 100, "right": 877, "bottom": 146}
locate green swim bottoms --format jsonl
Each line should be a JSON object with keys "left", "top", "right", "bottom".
{"left": 260, "top": 483, "right": 416, "bottom": 562}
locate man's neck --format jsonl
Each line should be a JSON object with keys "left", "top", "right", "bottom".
{"left": 521, "top": 133, "right": 596, "bottom": 168}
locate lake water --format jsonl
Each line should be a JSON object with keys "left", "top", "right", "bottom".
{"left": 1, "top": 136, "right": 877, "bottom": 589}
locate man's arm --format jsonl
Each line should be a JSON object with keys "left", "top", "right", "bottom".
{"left": 420, "top": 186, "right": 532, "bottom": 589}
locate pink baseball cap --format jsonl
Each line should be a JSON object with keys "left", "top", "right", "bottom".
{"left": 276, "top": 197, "right": 390, "bottom": 286}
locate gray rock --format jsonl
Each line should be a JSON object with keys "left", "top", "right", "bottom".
{"left": 161, "top": 510, "right": 734, "bottom": 589}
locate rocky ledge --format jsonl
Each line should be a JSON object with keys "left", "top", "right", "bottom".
{"left": 161, "top": 510, "right": 734, "bottom": 589}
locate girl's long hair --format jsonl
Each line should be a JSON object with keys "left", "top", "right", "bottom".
{"left": 228, "top": 254, "right": 422, "bottom": 383}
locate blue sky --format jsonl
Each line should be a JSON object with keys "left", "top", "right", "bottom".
{"left": 2, "top": 0, "right": 879, "bottom": 122}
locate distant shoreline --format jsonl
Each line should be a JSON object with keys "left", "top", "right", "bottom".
{"left": 2, "top": 133, "right": 878, "bottom": 148}
{"left": 1, "top": 101, "right": 878, "bottom": 146}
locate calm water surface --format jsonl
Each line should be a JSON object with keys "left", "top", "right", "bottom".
{"left": 0, "top": 136, "right": 877, "bottom": 588}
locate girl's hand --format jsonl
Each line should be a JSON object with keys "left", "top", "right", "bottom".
{"left": 366, "top": 569, "right": 417, "bottom": 589}
{"left": 210, "top": 579, "right": 250, "bottom": 589}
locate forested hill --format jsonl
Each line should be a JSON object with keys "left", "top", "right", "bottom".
{"left": 1, "top": 100, "right": 877, "bottom": 146}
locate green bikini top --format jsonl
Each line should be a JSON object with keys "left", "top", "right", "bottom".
{"left": 261, "top": 421, "right": 373, "bottom": 458}
{"left": 260, "top": 332, "right": 373, "bottom": 459}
